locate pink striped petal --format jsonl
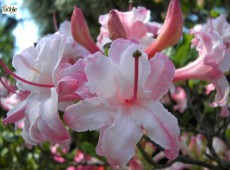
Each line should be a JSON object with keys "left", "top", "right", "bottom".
{"left": 101, "top": 107, "right": 142, "bottom": 167}
{"left": 12, "top": 47, "right": 38, "bottom": 83}
{"left": 37, "top": 33, "right": 66, "bottom": 84}
{"left": 85, "top": 52, "right": 118, "bottom": 100}
{"left": 210, "top": 75, "right": 229, "bottom": 108}
{"left": 131, "top": 100, "right": 179, "bottom": 160}
{"left": 108, "top": 38, "right": 134, "bottom": 64}
{"left": 2, "top": 95, "right": 34, "bottom": 124}
{"left": 39, "top": 88, "right": 70, "bottom": 142}
{"left": 22, "top": 97, "right": 42, "bottom": 145}
{"left": 64, "top": 97, "right": 113, "bottom": 132}
{"left": 21, "top": 89, "right": 70, "bottom": 144}
{"left": 96, "top": 125, "right": 108, "bottom": 156}
{"left": 145, "top": 53, "right": 175, "bottom": 100}
{"left": 220, "top": 106, "right": 229, "bottom": 117}
{"left": 22, "top": 116, "right": 41, "bottom": 145}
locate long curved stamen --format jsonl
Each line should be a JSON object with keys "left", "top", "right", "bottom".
{"left": 132, "top": 50, "right": 141, "bottom": 101}
{"left": 0, "top": 59, "right": 54, "bottom": 88}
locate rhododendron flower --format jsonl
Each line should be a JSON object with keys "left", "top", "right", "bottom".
{"left": 193, "top": 14, "right": 230, "bottom": 48}
{"left": 64, "top": 39, "right": 179, "bottom": 167}
{"left": 211, "top": 137, "right": 227, "bottom": 155}
{"left": 97, "top": 6, "right": 161, "bottom": 49}
{"left": 3, "top": 33, "right": 71, "bottom": 145}
{"left": 51, "top": 144, "right": 67, "bottom": 163}
{"left": 57, "top": 21, "right": 93, "bottom": 101}
{"left": 0, "top": 93, "right": 20, "bottom": 110}
{"left": 179, "top": 133, "right": 206, "bottom": 159}
{"left": 170, "top": 86, "right": 187, "bottom": 113}
{"left": 174, "top": 29, "right": 230, "bottom": 117}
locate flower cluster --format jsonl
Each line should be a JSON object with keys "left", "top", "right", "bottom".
{"left": 1, "top": 0, "right": 230, "bottom": 168}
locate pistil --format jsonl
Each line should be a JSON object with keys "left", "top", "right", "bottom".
{"left": 132, "top": 50, "right": 141, "bottom": 101}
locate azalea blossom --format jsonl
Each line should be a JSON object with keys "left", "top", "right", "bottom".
{"left": 2, "top": 33, "right": 71, "bottom": 145}
{"left": 170, "top": 86, "right": 187, "bottom": 113}
{"left": 1, "top": 14, "right": 95, "bottom": 146}
{"left": 64, "top": 39, "right": 179, "bottom": 167}
{"left": 193, "top": 14, "right": 230, "bottom": 48}
{"left": 57, "top": 21, "right": 92, "bottom": 101}
{"left": 173, "top": 28, "right": 230, "bottom": 117}
{"left": 97, "top": 6, "right": 162, "bottom": 50}
{"left": 0, "top": 93, "right": 20, "bottom": 111}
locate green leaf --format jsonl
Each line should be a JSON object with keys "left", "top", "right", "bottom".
{"left": 171, "top": 33, "right": 195, "bottom": 68}
{"left": 79, "top": 141, "right": 97, "bottom": 157}
{"left": 225, "top": 129, "right": 230, "bottom": 140}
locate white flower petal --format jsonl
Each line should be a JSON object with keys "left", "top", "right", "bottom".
{"left": 145, "top": 53, "right": 175, "bottom": 100}
{"left": 64, "top": 97, "right": 113, "bottom": 132}
{"left": 132, "top": 100, "right": 180, "bottom": 160}
{"left": 102, "top": 107, "right": 142, "bottom": 167}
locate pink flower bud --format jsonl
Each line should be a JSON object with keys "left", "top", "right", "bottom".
{"left": 108, "top": 10, "right": 127, "bottom": 40}
{"left": 71, "top": 6, "right": 100, "bottom": 53}
{"left": 145, "top": 0, "right": 183, "bottom": 58}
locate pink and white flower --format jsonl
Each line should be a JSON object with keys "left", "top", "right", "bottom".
{"left": 3, "top": 33, "right": 71, "bottom": 145}
{"left": 64, "top": 39, "right": 179, "bottom": 167}
{"left": 174, "top": 28, "right": 230, "bottom": 117}
{"left": 97, "top": 6, "right": 161, "bottom": 50}
{"left": 56, "top": 21, "right": 92, "bottom": 101}
{"left": 170, "top": 86, "right": 187, "bottom": 113}
{"left": 193, "top": 14, "right": 230, "bottom": 48}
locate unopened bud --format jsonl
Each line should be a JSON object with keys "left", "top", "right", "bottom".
{"left": 145, "top": 0, "right": 183, "bottom": 58}
{"left": 108, "top": 10, "right": 127, "bottom": 40}
{"left": 71, "top": 6, "right": 100, "bottom": 53}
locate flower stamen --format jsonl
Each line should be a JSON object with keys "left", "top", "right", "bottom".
{"left": 0, "top": 59, "right": 54, "bottom": 88}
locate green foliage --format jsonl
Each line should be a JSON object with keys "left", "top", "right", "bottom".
{"left": 170, "top": 33, "right": 197, "bottom": 68}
